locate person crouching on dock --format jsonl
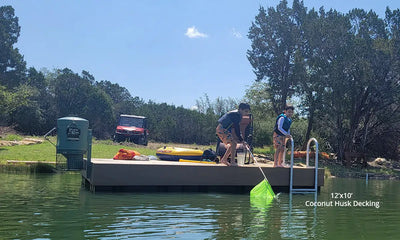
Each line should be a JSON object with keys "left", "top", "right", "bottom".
{"left": 216, "top": 103, "right": 251, "bottom": 166}
{"left": 273, "top": 104, "right": 294, "bottom": 167}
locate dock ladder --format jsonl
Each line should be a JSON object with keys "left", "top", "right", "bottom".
{"left": 290, "top": 138, "right": 319, "bottom": 194}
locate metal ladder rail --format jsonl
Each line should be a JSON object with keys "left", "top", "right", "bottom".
{"left": 282, "top": 138, "right": 289, "bottom": 165}
{"left": 290, "top": 138, "right": 319, "bottom": 194}
{"left": 286, "top": 136, "right": 295, "bottom": 193}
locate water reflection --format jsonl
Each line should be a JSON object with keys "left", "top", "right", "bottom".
{"left": 80, "top": 192, "right": 220, "bottom": 239}
{"left": 80, "top": 192, "right": 265, "bottom": 239}
{"left": 285, "top": 193, "right": 319, "bottom": 239}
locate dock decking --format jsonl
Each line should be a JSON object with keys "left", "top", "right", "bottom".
{"left": 81, "top": 158, "right": 324, "bottom": 193}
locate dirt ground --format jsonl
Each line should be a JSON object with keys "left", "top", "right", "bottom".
{"left": 0, "top": 126, "right": 18, "bottom": 137}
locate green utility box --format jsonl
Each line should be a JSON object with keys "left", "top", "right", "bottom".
{"left": 56, "top": 117, "right": 91, "bottom": 170}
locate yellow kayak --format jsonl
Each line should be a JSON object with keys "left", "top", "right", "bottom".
{"left": 179, "top": 159, "right": 216, "bottom": 164}
{"left": 156, "top": 147, "right": 203, "bottom": 161}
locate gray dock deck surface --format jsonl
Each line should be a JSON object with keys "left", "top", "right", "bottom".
{"left": 82, "top": 158, "right": 324, "bottom": 193}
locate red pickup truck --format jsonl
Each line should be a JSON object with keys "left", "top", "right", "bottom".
{"left": 113, "top": 114, "right": 149, "bottom": 146}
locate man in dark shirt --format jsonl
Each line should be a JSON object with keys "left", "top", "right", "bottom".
{"left": 216, "top": 103, "right": 251, "bottom": 166}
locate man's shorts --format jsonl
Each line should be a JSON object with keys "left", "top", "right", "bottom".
{"left": 273, "top": 132, "right": 286, "bottom": 149}
{"left": 216, "top": 124, "right": 234, "bottom": 144}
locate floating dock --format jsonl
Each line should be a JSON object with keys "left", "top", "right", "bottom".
{"left": 81, "top": 159, "right": 324, "bottom": 193}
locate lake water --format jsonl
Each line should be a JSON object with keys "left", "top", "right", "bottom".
{"left": 0, "top": 173, "right": 399, "bottom": 240}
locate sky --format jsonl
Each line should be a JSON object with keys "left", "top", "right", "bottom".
{"left": 3, "top": 0, "right": 400, "bottom": 109}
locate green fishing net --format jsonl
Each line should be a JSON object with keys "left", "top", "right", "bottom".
{"left": 250, "top": 179, "right": 275, "bottom": 200}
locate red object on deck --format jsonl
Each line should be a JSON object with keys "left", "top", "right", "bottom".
{"left": 113, "top": 149, "right": 141, "bottom": 160}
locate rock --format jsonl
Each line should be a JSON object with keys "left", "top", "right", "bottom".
{"left": 375, "top": 158, "right": 386, "bottom": 165}
{"left": 369, "top": 158, "right": 393, "bottom": 169}
{"left": 20, "top": 138, "right": 44, "bottom": 145}
{"left": 0, "top": 141, "right": 18, "bottom": 146}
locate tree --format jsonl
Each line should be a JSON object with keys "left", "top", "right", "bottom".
{"left": 248, "top": 1, "right": 400, "bottom": 164}
{"left": 292, "top": 6, "right": 325, "bottom": 150}
{"left": 247, "top": 0, "right": 301, "bottom": 114}
{"left": 0, "top": 85, "right": 12, "bottom": 124}
{"left": 5, "top": 84, "right": 39, "bottom": 132}
{"left": 308, "top": 8, "right": 400, "bottom": 162}
{"left": 247, "top": 0, "right": 326, "bottom": 149}
{"left": 244, "top": 81, "right": 275, "bottom": 146}
{"left": 84, "top": 87, "right": 114, "bottom": 139}
{"left": 95, "top": 80, "right": 144, "bottom": 119}
{"left": 50, "top": 68, "right": 116, "bottom": 139}
{"left": 53, "top": 68, "right": 91, "bottom": 118}
{"left": 12, "top": 67, "right": 56, "bottom": 134}
{"left": 195, "top": 93, "right": 238, "bottom": 116}
{"left": 0, "top": 6, "right": 26, "bottom": 89}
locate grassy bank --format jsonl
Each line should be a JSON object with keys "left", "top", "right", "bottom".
{"left": 0, "top": 136, "right": 215, "bottom": 173}
{"left": 0, "top": 137, "right": 216, "bottom": 163}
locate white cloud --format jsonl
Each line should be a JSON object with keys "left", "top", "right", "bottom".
{"left": 232, "top": 28, "right": 243, "bottom": 39}
{"left": 185, "top": 26, "right": 208, "bottom": 38}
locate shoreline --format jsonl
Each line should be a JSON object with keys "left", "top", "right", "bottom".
{"left": 1, "top": 135, "right": 399, "bottom": 179}
{"left": 254, "top": 154, "right": 400, "bottom": 180}
{"left": 1, "top": 160, "right": 399, "bottom": 180}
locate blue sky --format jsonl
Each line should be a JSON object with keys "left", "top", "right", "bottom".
{"left": 3, "top": 0, "right": 400, "bottom": 108}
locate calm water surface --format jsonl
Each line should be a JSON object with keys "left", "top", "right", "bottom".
{"left": 0, "top": 173, "right": 399, "bottom": 239}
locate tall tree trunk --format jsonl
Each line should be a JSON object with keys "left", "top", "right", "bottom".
{"left": 336, "top": 114, "right": 348, "bottom": 166}
{"left": 302, "top": 105, "right": 314, "bottom": 150}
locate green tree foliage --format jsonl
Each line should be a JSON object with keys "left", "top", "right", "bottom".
{"left": 248, "top": 0, "right": 400, "bottom": 162}
{"left": 0, "top": 6, "right": 26, "bottom": 89}
{"left": 136, "top": 101, "right": 216, "bottom": 144}
{"left": 50, "top": 68, "right": 116, "bottom": 138}
{"left": 195, "top": 93, "right": 238, "bottom": 117}
{"left": 314, "top": 8, "right": 400, "bottom": 162}
{"left": 0, "top": 85, "right": 11, "bottom": 122}
{"left": 11, "top": 68, "right": 56, "bottom": 134}
{"left": 247, "top": 0, "right": 300, "bottom": 114}
{"left": 85, "top": 87, "right": 114, "bottom": 139}
{"left": 53, "top": 68, "right": 91, "bottom": 117}
{"left": 0, "top": 5, "right": 28, "bottom": 126}
{"left": 11, "top": 84, "right": 44, "bottom": 135}
{"left": 0, "top": 84, "right": 34, "bottom": 125}
{"left": 95, "top": 80, "right": 144, "bottom": 120}
{"left": 244, "top": 82, "right": 275, "bottom": 146}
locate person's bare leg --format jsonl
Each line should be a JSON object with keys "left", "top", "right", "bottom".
{"left": 274, "top": 146, "right": 284, "bottom": 167}
{"left": 277, "top": 148, "right": 285, "bottom": 167}
{"left": 273, "top": 148, "right": 279, "bottom": 167}
{"left": 220, "top": 144, "right": 231, "bottom": 166}
{"left": 230, "top": 141, "right": 237, "bottom": 166}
